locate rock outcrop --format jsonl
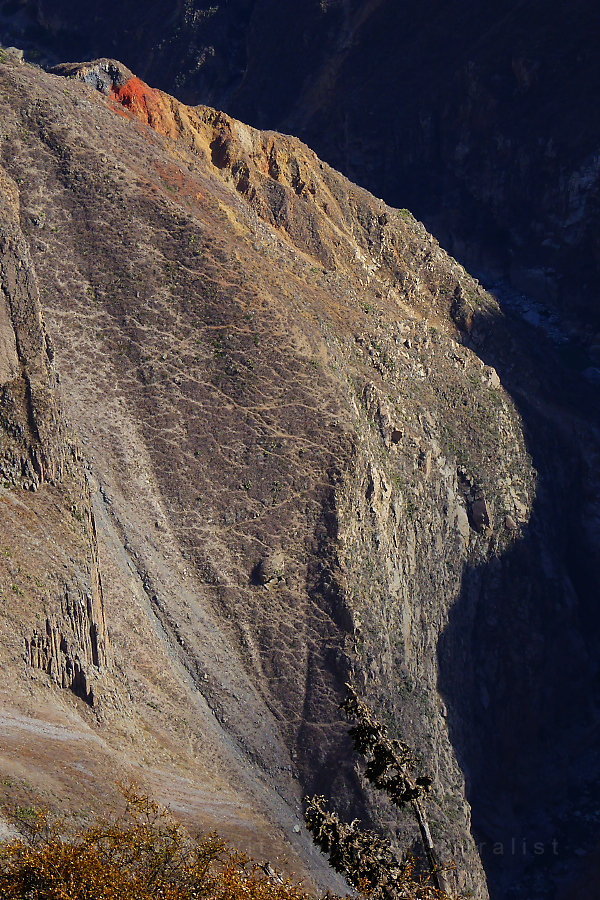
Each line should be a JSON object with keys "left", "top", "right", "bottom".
{"left": 25, "top": 587, "right": 105, "bottom": 705}
{"left": 0, "top": 166, "right": 65, "bottom": 489}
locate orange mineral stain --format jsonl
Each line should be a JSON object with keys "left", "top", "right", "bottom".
{"left": 109, "top": 77, "right": 175, "bottom": 137}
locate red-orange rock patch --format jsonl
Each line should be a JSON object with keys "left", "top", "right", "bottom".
{"left": 109, "top": 77, "right": 173, "bottom": 136}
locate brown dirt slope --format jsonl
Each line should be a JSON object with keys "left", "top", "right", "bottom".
{"left": 0, "top": 57, "right": 596, "bottom": 900}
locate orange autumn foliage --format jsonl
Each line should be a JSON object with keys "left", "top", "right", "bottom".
{"left": 0, "top": 788, "right": 330, "bottom": 900}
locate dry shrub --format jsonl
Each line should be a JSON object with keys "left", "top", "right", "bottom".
{"left": 305, "top": 795, "right": 453, "bottom": 900}
{"left": 0, "top": 786, "right": 322, "bottom": 900}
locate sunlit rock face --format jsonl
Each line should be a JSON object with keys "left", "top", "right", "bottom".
{"left": 0, "top": 48, "right": 599, "bottom": 900}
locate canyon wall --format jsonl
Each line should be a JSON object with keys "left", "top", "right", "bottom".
{"left": 0, "top": 55, "right": 598, "bottom": 899}
{"left": 2, "top": 1, "right": 599, "bottom": 335}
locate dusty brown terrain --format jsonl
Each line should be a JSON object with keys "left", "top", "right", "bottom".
{"left": 0, "top": 57, "right": 598, "bottom": 899}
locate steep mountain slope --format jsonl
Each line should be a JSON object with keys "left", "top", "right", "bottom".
{"left": 0, "top": 56, "right": 599, "bottom": 900}
{"left": 228, "top": 0, "right": 600, "bottom": 334}
{"left": 2, "top": 1, "right": 599, "bottom": 337}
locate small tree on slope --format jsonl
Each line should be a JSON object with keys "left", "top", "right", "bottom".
{"left": 304, "top": 685, "right": 453, "bottom": 899}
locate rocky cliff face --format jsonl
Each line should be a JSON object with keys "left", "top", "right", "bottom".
{"left": 0, "top": 153, "right": 109, "bottom": 705}
{"left": 0, "top": 55, "right": 599, "bottom": 900}
{"left": 224, "top": 0, "right": 600, "bottom": 335}
{"left": 2, "top": 1, "right": 599, "bottom": 339}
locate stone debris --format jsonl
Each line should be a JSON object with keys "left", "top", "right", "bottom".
{"left": 253, "top": 549, "right": 285, "bottom": 586}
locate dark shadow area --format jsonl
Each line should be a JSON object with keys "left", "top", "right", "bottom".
{"left": 438, "top": 300, "right": 600, "bottom": 899}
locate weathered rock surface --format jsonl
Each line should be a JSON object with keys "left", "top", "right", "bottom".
{"left": 2, "top": 2, "right": 599, "bottom": 335}
{"left": 0, "top": 58, "right": 598, "bottom": 900}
